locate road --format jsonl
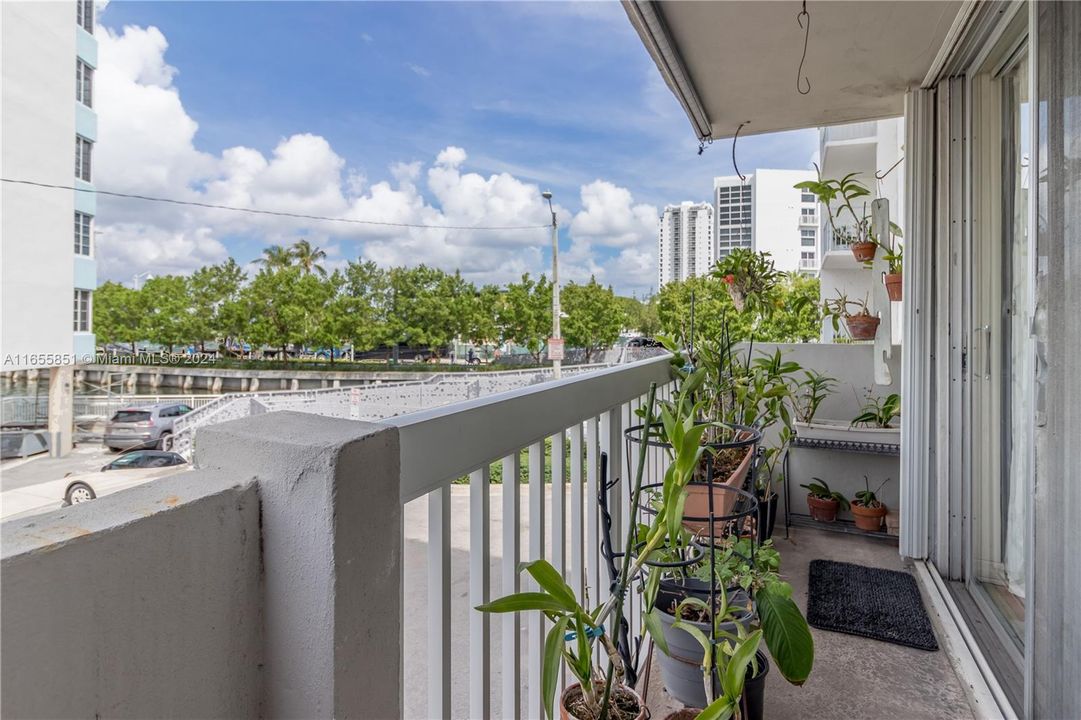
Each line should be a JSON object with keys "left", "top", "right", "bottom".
{"left": 1, "top": 443, "right": 118, "bottom": 492}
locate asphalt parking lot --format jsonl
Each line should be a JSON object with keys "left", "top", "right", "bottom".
{"left": 1, "top": 442, "right": 120, "bottom": 493}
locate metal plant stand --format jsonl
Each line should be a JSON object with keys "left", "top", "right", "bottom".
{"left": 782, "top": 434, "right": 900, "bottom": 540}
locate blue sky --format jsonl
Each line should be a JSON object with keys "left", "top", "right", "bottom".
{"left": 94, "top": 1, "right": 817, "bottom": 295}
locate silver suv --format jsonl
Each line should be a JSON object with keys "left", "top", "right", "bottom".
{"left": 103, "top": 402, "right": 193, "bottom": 451}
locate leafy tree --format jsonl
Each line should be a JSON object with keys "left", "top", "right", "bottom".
{"left": 189, "top": 259, "right": 245, "bottom": 351}
{"left": 469, "top": 284, "right": 502, "bottom": 346}
{"left": 657, "top": 272, "right": 820, "bottom": 347}
{"left": 256, "top": 245, "right": 293, "bottom": 271}
{"left": 93, "top": 281, "right": 144, "bottom": 353}
{"left": 617, "top": 295, "right": 661, "bottom": 336}
{"left": 244, "top": 267, "right": 328, "bottom": 358}
{"left": 561, "top": 277, "right": 624, "bottom": 362}
{"left": 340, "top": 260, "right": 390, "bottom": 353}
{"left": 291, "top": 239, "right": 328, "bottom": 276}
{"left": 497, "top": 273, "right": 552, "bottom": 363}
{"left": 140, "top": 275, "right": 193, "bottom": 351}
{"left": 385, "top": 265, "right": 461, "bottom": 356}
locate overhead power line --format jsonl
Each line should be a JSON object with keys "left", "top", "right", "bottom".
{"left": 1, "top": 178, "right": 550, "bottom": 231}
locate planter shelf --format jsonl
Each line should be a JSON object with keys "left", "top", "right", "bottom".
{"left": 783, "top": 421, "right": 900, "bottom": 542}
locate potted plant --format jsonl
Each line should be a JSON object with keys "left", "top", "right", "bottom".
{"left": 799, "top": 478, "right": 849, "bottom": 522}
{"left": 850, "top": 475, "right": 889, "bottom": 532}
{"left": 822, "top": 291, "right": 880, "bottom": 341}
{"left": 478, "top": 384, "right": 665, "bottom": 720}
{"left": 881, "top": 242, "right": 903, "bottom": 301}
{"left": 712, "top": 248, "right": 780, "bottom": 314}
{"left": 795, "top": 167, "right": 878, "bottom": 262}
{"left": 794, "top": 389, "right": 901, "bottom": 445}
{"left": 850, "top": 391, "right": 901, "bottom": 444}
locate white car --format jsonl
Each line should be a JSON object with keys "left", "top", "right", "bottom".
{"left": 0, "top": 450, "right": 188, "bottom": 521}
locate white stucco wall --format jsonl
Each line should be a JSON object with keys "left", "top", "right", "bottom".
{"left": 1, "top": 1, "right": 94, "bottom": 370}
{"left": 751, "top": 169, "right": 816, "bottom": 272}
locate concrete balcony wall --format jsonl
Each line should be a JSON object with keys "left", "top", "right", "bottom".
{"left": 1, "top": 412, "right": 404, "bottom": 719}
{"left": 1, "top": 472, "right": 264, "bottom": 718}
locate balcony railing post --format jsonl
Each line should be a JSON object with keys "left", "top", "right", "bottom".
{"left": 469, "top": 467, "right": 492, "bottom": 720}
{"left": 428, "top": 484, "right": 452, "bottom": 719}
{"left": 528, "top": 441, "right": 547, "bottom": 718}
{"left": 197, "top": 411, "right": 402, "bottom": 719}
{"left": 501, "top": 453, "right": 522, "bottom": 720}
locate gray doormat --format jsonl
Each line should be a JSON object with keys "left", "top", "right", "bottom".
{"left": 807, "top": 559, "right": 939, "bottom": 651}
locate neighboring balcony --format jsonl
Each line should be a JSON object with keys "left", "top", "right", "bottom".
{"left": 799, "top": 212, "right": 818, "bottom": 227}
{"left": 820, "top": 121, "right": 877, "bottom": 146}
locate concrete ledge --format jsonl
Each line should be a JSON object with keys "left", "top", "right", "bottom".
{"left": 2, "top": 470, "right": 263, "bottom": 719}
{"left": 198, "top": 411, "right": 403, "bottom": 719}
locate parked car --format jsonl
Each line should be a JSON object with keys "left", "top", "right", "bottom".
{"left": 62, "top": 450, "right": 189, "bottom": 505}
{"left": 0, "top": 450, "right": 190, "bottom": 520}
{"left": 102, "top": 402, "right": 193, "bottom": 451}
{"left": 627, "top": 336, "right": 663, "bottom": 348}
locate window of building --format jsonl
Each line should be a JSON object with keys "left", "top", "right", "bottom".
{"left": 77, "top": 0, "right": 94, "bottom": 33}
{"left": 801, "top": 192, "right": 816, "bottom": 203}
{"left": 73, "top": 289, "right": 91, "bottom": 332}
{"left": 76, "top": 60, "right": 93, "bottom": 107}
{"left": 74, "top": 212, "right": 92, "bottom": 255}
{"left": 75, "top": 135, "right": 92, "bottom": 181}
{"left": 801, "top": 207, "right": 816, "bottom": 217}
{"left": 801, "top": 229, "right": 816, "bottom": 246}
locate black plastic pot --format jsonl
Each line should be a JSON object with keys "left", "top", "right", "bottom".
{"left": 739, "top": 650, "right": 770, "bottom": 720}
{"left": 756, "top": 492, "right": 778, "bottom": 543}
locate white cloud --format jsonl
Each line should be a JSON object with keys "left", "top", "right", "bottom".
{"left": 570, "top": 180, "right": 658, "bottom": 248}
{"left": 92, "top": 19, "right": 659, "bottom": 295}
{"left": 406, "top": 63, "right": 431, "bottom": 77}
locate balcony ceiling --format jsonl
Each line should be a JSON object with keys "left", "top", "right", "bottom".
{"left": 623, "top": 0, "right": 964, "bottom": 140}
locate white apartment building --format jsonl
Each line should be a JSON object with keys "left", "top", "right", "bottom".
{"left": 657, "top": 201, "right": 713, "bottom": 287}
{"left": 1, "top": 0, "right": 99, "bottom": 455}
{"left": 816, "top": 117, "right": 905, "bottom": 343}
{"left": 713, "top": 169, "right": 818, "bottom": 273}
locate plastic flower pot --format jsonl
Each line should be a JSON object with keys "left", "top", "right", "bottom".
{"left": 655, "top": 587, "right": 754, "bottom": 708}
{"left": 683, "top": 444, "right": 755, "bottom": 537}
{"left": 884, "top": 273, "right": 903, "bottom": 301}
{"left": 851, "top": 501, "right": 888, "bottom": 532}
{"left": 559, "top": 682, "right": 646, "bottom": 720}
{"left": 845, "top": 314, "right": 880, "bottom": 341}
{"left": 806, "top": 494, "right": 840, "bottom": 522}
{"left": 850, "top": 241, "right": 878, "bottom": 262}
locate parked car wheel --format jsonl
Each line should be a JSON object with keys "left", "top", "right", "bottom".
{"left": 66, "top": 482, "right": 96, "bottom": 504}
{"left": 157, "top": 431, "right": 172, "bottom": 450}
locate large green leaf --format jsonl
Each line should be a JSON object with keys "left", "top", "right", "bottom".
{"left": 756, "top": 584, "right": 814, "bottom": 685}
{"left": 643, "top": 607, "right": 669, "bottom": 656}
{"left": 519, "top": 559, "right": 577, "bottom": 611}
{"left": 695, "top": 696, "right": 736, "bottom": 720}
{"left": 721, "top": 629, "right": 762, "bottom": 701}
{"left": 543, "top": 616, "right": 569, "bottom": 720}
{"left": 476, "top": 592, "right": 573, "bottom": 615}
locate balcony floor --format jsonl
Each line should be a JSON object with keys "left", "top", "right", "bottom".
{"left": 403, "top": 487, "right": 977, "bottom": 719}
{"left": 644, "top": 525, "right": 978, "bottom": 719}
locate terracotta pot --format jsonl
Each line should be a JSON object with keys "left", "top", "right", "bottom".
{"left": 851, "top": 501, "right": 888, "bottom": 531}
{"left": 559, "top": 682, "right": 647, "bottom": 720}
{"left": 884, "top": 273, "right": 903, "bottom": 301}
{"left": 845, "top": 314, "right": 880, "bottom": 341}
{"left": 806, "top": 494, "right": 840, "bottom": 522}
{"left": 683, "top": 444, "right": 755, "bottom": 537}
{"left": 851, "top": 241, "right": 877, "bottom": 262}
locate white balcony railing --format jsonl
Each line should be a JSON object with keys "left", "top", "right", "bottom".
{"left": 799, "top": 213, "right": 818, "bottom": 227}
{"left": 389, "top": 354, "right": 674, "bottom": 718}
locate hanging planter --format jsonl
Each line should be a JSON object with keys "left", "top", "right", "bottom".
{"left": 844, "top": 313, "right": 880, "bottom": 340}
{"left": 850, "top": 240, "right": 877, "bottom": 262}
{"left": 882, "top": 242, "right": 903, "bottom": 301}
{"left": 713, "top": 249, "right": 780, "bottom": 315}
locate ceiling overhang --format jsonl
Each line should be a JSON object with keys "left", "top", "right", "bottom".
{"left": 623, "top": 0, "right": 967, "bottom": 140}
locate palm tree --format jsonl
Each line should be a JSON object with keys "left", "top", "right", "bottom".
{"left": 291, "top": 239, "right": 327, "bottom": 276}
{"left": 256, "top": 245, "right": 293, "bottom": 271}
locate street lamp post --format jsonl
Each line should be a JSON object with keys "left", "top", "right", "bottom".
{"left": 132, "top": 271, "right": 153, "bottom": 290}
{"left": 542, "top": 190, "right": 561, "bottom": 379}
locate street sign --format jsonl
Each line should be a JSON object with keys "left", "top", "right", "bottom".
{"left": 548, "top": 338, "right": 564, "bottom": 361}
